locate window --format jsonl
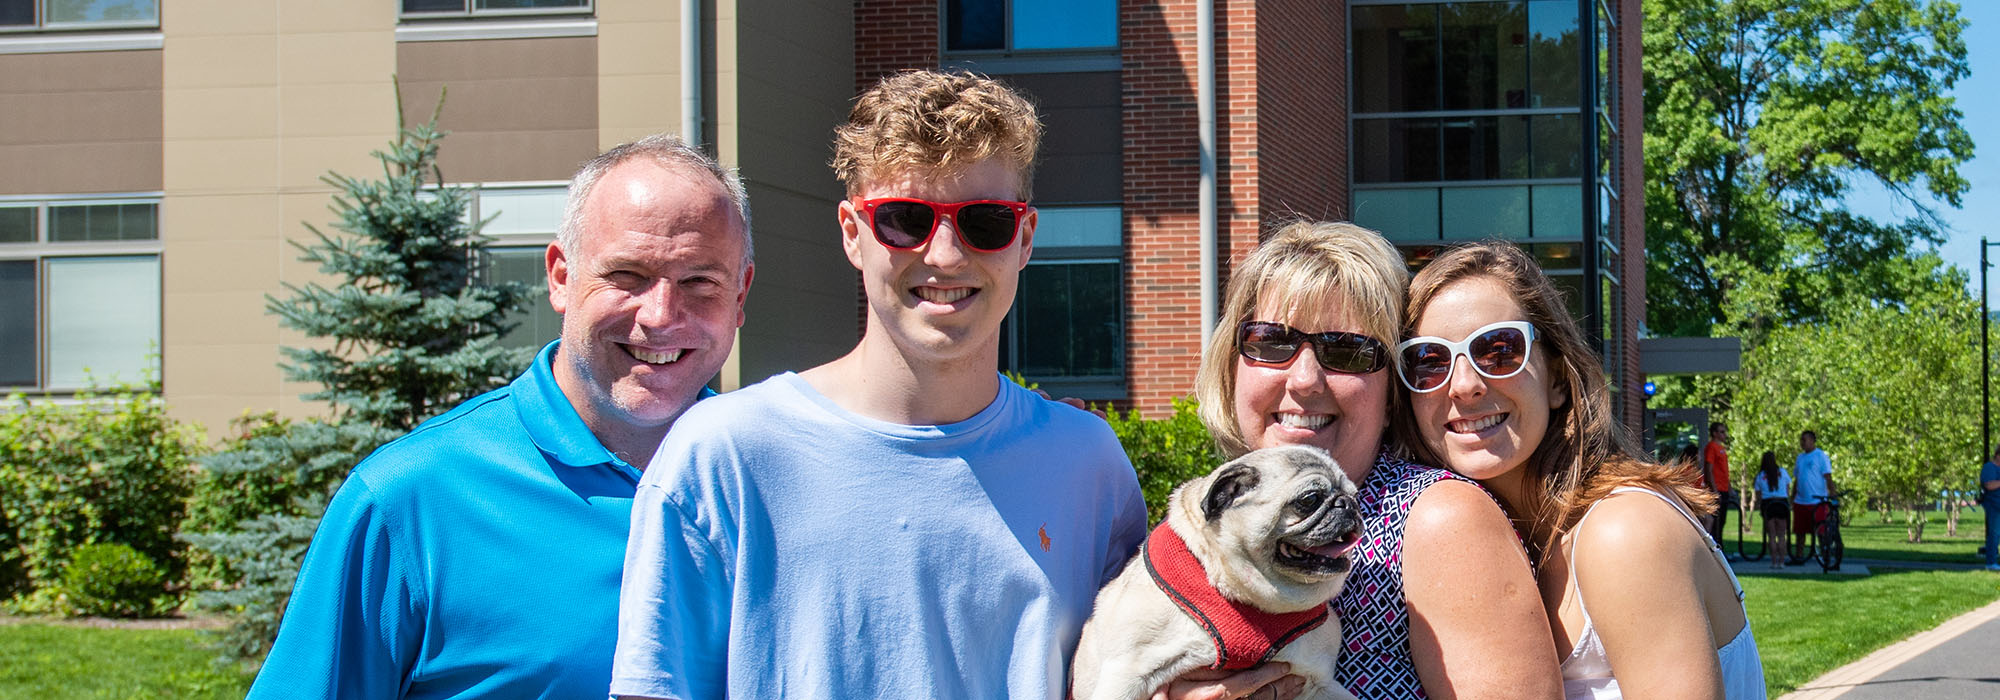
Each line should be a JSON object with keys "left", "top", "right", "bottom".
{"left": 401, "top": 0, "right": 590, "bottom": 18}
{"left": 0, "top": 196, "right": 161, "bottom": 391}
{"left": 1001, "top": 205, "right": 1123, "bottom": 399}
{"left": 1351, "top": 0, "right": 1588, "bottom": 242}
{"left": 943, "top": 0, "right": 1116, "bottom": 53}
{"left": 0, "top": 0, "right": 158, "bottom": 31}
{"left": 465, "top": 184, "right": 567, "bottom": 352}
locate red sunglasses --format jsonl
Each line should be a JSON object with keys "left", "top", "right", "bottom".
{"left": 856, "top": 197, "right": 1030, "bottom": 252}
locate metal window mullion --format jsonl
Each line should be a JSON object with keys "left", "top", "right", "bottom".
{"left": 1354, "top": 106, "right": 1579, "bottom": 119}
{"left": 1004, "top": 0, "right": 1014, "bottom": 51}
{"left": 1355, "top": 177, "right": 1580, "bottom": 189}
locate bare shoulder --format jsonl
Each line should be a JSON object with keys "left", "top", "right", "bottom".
{"left": 1571, "top": 492, "right": 1708, "bottom": 584}
{"left": 1404, "top": 480, "right": 1532, "bottom": 579}
{"left": 1407, "top": 479, "right": 1515, "bottom": 542}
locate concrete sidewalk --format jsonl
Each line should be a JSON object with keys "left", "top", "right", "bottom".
{"left": 1778, "top": 595, "right": 2000, "bottom": 700}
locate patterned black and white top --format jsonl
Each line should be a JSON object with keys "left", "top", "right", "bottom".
{"left": 1332, "top": 449, "right": 1478, "bottom": 699}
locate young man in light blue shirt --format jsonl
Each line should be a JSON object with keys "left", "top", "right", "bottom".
{"left": 249, "top": 135, "right": 754, "bottom": 698}
{"left": 612, "top": 71, "right": 1149, "bottom": 700}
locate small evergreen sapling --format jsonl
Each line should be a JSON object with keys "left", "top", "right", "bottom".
{"left": 181, "top": 92, "right": 536, "bottom": 667}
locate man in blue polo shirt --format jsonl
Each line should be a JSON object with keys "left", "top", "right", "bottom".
{"left": 247, "top": 134, "right": 754, "bottom": 698}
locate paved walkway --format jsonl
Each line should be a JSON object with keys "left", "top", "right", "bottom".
{"left": 1776, "top": 585, "right": 2000, "bottom": 700}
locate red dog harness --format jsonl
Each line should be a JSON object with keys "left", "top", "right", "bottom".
{"left": 1142, "top": 521, "right": 1330, "bottom": 670}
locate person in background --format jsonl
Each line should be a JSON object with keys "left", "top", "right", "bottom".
{"left": 1753, "top": 451, "right": 1791, "bottom": 571}
{"left": 1182, "top": 221, "right": 1560, "bottom": 700}
{"left": 1789, "top": 430, "right": 1834, "bottom": 566}
{"left": 249, "top": 134, "right": 755, "bottom": 698}
{"left": 1397, "top": 241, "right": 1764, "bottom": 699}
{"left": 1703, "top": 422, "right": 1736, "bottom": 559}
{"left": 1979, "top": 447, "right": 2000, "bottom": 571}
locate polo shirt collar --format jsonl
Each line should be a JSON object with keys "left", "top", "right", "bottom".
{"left": 517, "top": 341, "right": 620, "bottom": 469}
{"left": 514, "top": 341, "right": 719, "bottom": 470}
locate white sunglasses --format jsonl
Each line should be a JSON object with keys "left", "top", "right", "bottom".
{"left": 1395, "top": 321, "right": 1538, "bottom": 393}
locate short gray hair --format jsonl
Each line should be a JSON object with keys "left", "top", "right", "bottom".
{"left": 556, "top": 134, "right": 753, "bottom": 264}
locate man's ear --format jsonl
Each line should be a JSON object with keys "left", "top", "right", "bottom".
{"left": 545, "top": 241, "right": 572, "bottom": 314}
{"left": 838, "top": 199, "right": 865, "bottom": 270}
{"left": 1015, "top": 207, "right": 1037, "bottom": 270}
{"left": 734, "top": 263, "right": 755, "bottom": 328}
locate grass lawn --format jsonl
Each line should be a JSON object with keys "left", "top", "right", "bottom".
{"left": 0, "top": 621, "right": 251, "bottom": 698}
{"left": 1740, "top": 568, "right": 2000, "bottom": 696}
{"left": 1720, "top": 504, "right": 1988, "bottom": 565}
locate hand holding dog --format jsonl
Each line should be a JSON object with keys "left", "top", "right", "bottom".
{"left": 1152, "top": 665, "right": 1305, "bottom": 700}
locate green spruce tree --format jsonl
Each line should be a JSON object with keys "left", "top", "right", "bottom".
{"left": 182, "top": 90, "right": 535, "bottom": 666}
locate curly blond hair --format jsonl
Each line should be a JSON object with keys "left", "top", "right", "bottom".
{"left": 831, "top": 70, "right": 1043, "bottom": 198}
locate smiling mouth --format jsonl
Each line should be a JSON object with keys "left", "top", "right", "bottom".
{"left": 914, "top": 286, "right": 975, "bottom": 304}
{"left": 623, "top": 345, "right": 685, "bottom": 365}
{"left": 1448, "top": 413, "right": 1507, "bottom": 434}
{"left": 1275, "top": 413, "right": 1332, "bottom": 430}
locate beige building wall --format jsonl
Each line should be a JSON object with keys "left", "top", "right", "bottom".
{"left": 160, "top": 1, "right": 398, "bottom": 435}
{"left": 597, "top": 0, "right": 684, "bottom": 149}
{"left": 151, "top": 0, "right": 852, "bottom": 432}
{"left": 0, "top": 50, "right": 162, "bottom": 194}
{"left": 399, "top": 37, "right": 599, "bottom": 182}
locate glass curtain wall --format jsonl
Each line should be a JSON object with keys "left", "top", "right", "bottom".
{"left": 1351, "top": 0, "right": 1619, "bottom": 366}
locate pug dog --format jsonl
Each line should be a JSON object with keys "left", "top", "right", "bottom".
{"left": 1071, "top": 444, "right": 1362, "bottom": 700}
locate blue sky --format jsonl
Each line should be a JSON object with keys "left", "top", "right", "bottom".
{"left": 1840, "top": 2, "right": 1996, "bottom": 298}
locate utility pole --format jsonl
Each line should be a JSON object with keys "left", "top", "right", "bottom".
{"left": 1985, "top": 238, "right": 1997, "bottom": 459}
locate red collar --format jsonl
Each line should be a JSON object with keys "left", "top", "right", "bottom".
{"left": 1142, "top": 521, "right": 1330, "bottom": 670}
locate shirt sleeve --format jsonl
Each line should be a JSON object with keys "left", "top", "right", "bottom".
{"left": 246, "top": 478, "right": 420, "bottom": 700}
{"left": 611, "top": 483, "right": 732, "bottom": 700}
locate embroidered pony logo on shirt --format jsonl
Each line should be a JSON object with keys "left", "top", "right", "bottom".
{"left": 1039, "top": 524, "right": 1052, "bottom": 552}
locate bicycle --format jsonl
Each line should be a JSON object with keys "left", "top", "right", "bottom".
{"left": 1734, "top": 490, "right": 1765, "bottom": 562}
{"left": 1810, "top": 497, "right": 1844, "bottom": 573}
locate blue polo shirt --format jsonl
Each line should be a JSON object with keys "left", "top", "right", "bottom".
{"left": 249, "top": 341, "right": 709, "bottom": 698}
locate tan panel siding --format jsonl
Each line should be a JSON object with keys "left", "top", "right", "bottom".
{"left": 0, "top": 50, "right": 162, "bottom": 194}
{"left": 727, "top": 0, "right": 856, "bottom": 386}
{"left": 398, "top": 36, "right": 599, "bottom": 182}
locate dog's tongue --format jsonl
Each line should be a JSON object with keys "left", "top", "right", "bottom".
{"left": 1307, "top": 534, "right": 1360, "bottom": 560}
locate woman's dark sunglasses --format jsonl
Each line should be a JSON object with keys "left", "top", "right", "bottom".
{"left": 1236, "top": 321, "right": 1390, "bottom": 374}
{"left": 857, "top": 197, "right": 1030, "bottom": 252}
{"left": 1394, "top": 320, "right": 1537, "bottom": 393}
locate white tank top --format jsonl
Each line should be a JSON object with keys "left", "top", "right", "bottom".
{"left": 1558, "top": 486, "right": 1767, "bottom": 699}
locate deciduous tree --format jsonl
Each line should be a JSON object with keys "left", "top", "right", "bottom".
{"left": 1643, "top": 0, "right": 1971, "bottom": 337}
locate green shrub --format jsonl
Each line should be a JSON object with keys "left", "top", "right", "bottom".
{"left": 179, "top": 412, "right": 326, "bottom": 591}
{"left": 0, "top": 381, "right": 205, "bottom": 601}
{"left": 61, "top": 542, "right": 170, "bottom": 618}
{"left": 1105, "top": 398, "right": 1222, "bottom": 523}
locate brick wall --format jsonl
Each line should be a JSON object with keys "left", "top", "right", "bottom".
{"left": 853, "top": 0, "right": 938, "bottom": 89}
{"left": 1254, "top": 0, "right": 1346, "bottom": 228}
{"left": 1122, "top": 0, "right": 1263, "bottom": 415}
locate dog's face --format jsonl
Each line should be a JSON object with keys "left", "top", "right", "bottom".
{"left": 1172, "top": 444, "right": 1362, "bottom": 611}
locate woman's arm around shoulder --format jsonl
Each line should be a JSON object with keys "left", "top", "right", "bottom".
{"left": 1570, "top": 493, "right": 1724, "bottom": 700}
{"left": 1403, "top": 480, "right": 1561, "bottom": 700}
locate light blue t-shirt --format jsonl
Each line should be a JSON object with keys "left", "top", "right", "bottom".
{"left": 249, "top": 342, "right": 709, "bottom": 699}
{"left": 612, "top": 372, "right": 1149, "bottom": 700}
{"left": 1753, "top": 468, "right": 1791, "bottom": 500}
{"left": 1794, "top": 449, "right": 1833, "bottom": 505}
